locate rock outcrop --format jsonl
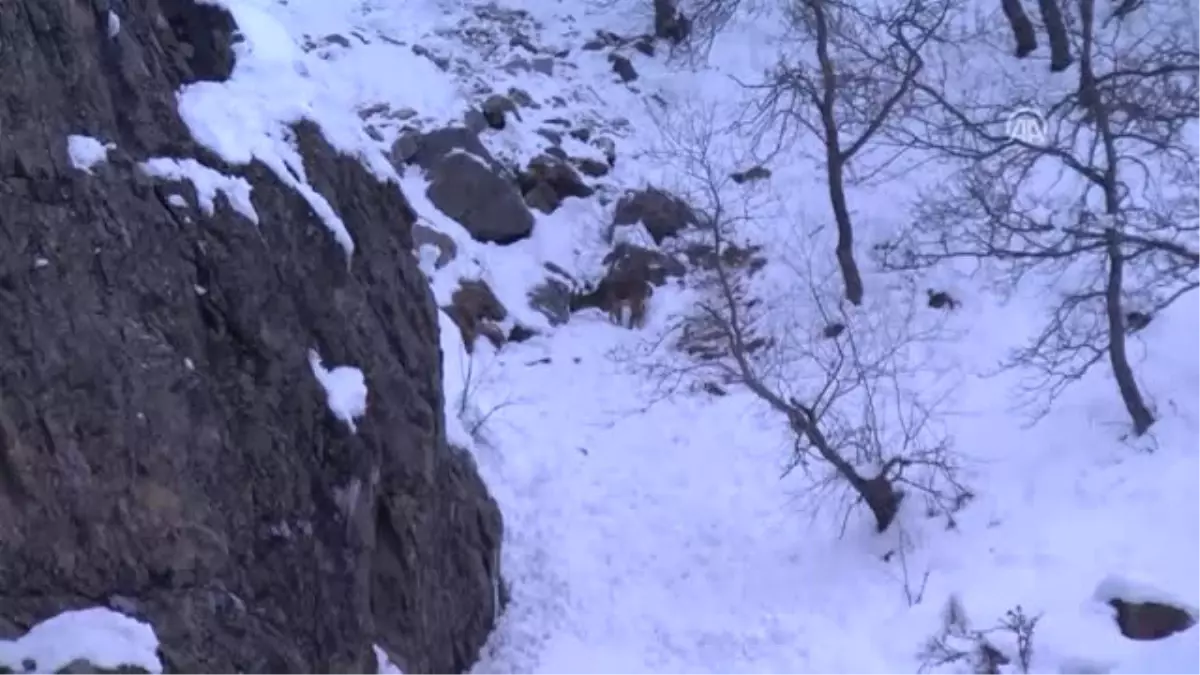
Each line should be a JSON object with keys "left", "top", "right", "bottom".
{"left": 0, "top": 0, "right": 501, "bottom": 672}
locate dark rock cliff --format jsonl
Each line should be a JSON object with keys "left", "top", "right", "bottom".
{"left": 0, "top": 0, "right": 502, "bottom": 672}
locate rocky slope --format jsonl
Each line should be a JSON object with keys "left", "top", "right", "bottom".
{"left": 0, "top": 0, "right": 501, "bottom": 671}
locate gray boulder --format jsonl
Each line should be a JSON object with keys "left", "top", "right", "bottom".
{"left": 611, "top": 187, "right": 700, "bottom": 243}
{"left": 426, "top": 152, "right": 535, "bottom": 244}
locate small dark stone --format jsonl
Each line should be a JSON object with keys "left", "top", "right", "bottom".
{"left": 609, "top": 53, "right": 638, "bottom": 82}
{"left": 508, "top": 325, "right": 537, "bottom": 343}
{"left": 927, "top": 289, "right": 959, "bottom": 310}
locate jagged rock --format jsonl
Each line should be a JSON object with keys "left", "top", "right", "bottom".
{"left": 406, "top": 126, "right": 500, "bottom": 173}
{"left": 463, "top": 108, "right": 489, "bottom": 134}
{"left": 592, "top": 136, "right": 617, "bottom": 166}
{"left": 609, "top": 53, "right": 638, "bottom": 82}
{"left": 517, "top": 154, "right": 594, "bottom": 215}
{"left": 523, "top": 182, "right": 559, "bottom": 215}
{"left": 572, "top": 157, "right": 609, "bottom": 178}
{"left": 480, "top": 94, "right": 519, "bottom": 130}
{"left": 412, "top": 222, "right": 458, "bottom": 270}
{"left": 389, "top": 129, "right": 421, "bottom": 166}
{"left": 536, "top": 128, "right": 564, "bottom": 146}
{"left": 427, "top": 153, "right": 535, "bottom": 243}
{"left": 509, "top": 33, "right": 539, "bottom": 54}
{"left": 611, "top": 187, "right": 699, "bottom": 244}
{"left": 568, "top": 127, "right": 592, "bottom": 143}
{"left": 582, "top": 30, "right": 624, "bottom": 51}
{"left": 507, "top": 87, "right": 535, "bottom": 108}
{"left": 0, "top": 1, "right": 501, "bottom": 672}
{"left": 411, "top": 43, "right": 450, "bottom": 70}
{"left": 528, "top": 264, "right": 578, "bottom": 326}
{"left": 404, "top": 127, "right": 532, "bottom": 243}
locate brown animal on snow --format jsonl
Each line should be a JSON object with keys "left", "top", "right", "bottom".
{"left": 571, "top": 268, "right": 654, "bottom": 329}
{"left": 600, "top": 271, "right": 654, "bottom": 329}
{"left": 443, "top": 279, "right": 507, "bottom": 353}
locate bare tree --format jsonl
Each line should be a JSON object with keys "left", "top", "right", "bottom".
{"left": 637, "top": 103, "right": 971, "bottom": 533}
{"left": 737, "top": 0, "right": 954, "bottom": 306}
{"left": 880, "top": 0, "right": 1199, "bottom": 436}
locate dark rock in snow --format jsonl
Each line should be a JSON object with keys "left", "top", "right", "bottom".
{"left": 1110, "top": 598, "right": 1197, "bottom": 641}
{"left": 572, "top": 157, "right": 610, "bottom": 178}
{"left": 609, "top": 53, "right": 639, "bottom": 82}
{"left": 402, "top": 126, "right": 535, "bottom": 244}
{"left": 517, "top": 154, "right": 594, "bottom": 215}
{"left": 426, "top": 152, "right": 536, "bottom": 243}
{"left": 412, "top": 221, "right": 459, "bottom": 270}
{"left": 480, "top": 94, "right": 520, "bottom": 130}
{"left": 611, "top": 187, "right": 699, "bottom": 243}
{"left": 407, "top": 126, "right": 501, "bottom": 174}
{"left": 528, "top": 280, "right": 574, "bottom": 327}
{"left": 507, "top": 325, "right": 538, "bottom": 343}
{"left": 0, "top": 0, "right": 502, "bottom": 673}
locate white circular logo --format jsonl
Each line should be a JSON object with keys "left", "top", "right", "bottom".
{"left": 1006, "top": 107, "right": 1047, "bottom": 144}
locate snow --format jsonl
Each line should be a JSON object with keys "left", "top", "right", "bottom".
{"left": 140, "top": 157, "right": 259, "bottom": 224}
{"left": 308, "top": 349, "right": 369, "bottom": 433}
{"left": 107, "top": 10, "right": 120, "bottom": 39}
{"left": 0, "top": 607, "right": 163, "bottom": 674}
{"left": 84, "top": 0, "right": 1198, "bottom": 670}
{"left": 66, "top": 134, "right": 114, "bottom": 173}
{"left": 374, "top": 644, "right": 405, "bottom": 674}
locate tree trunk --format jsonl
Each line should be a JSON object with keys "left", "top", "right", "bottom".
{"left": 798, "top": 417, "right": 901, "bottom": 532}
{"left": 829, "top": 166, "right": 866, "bottom": 306}
{"left": 1078, "top": 0, "right": 1155, "bottom": 437}
{"left": 1002, "top": 0, "right": 1039, "bottom": 58}
{"left": 809, "top": 0, "right": 866, "bottom": 306}
{"left": 1104, "top": 229, "right": 1156, "bottom": 435}
{"left": 1037, "top": 0, "right": 1074, "bottom": 72}
{"left": 860, "top": 474, "right": 905, "bottom": 533}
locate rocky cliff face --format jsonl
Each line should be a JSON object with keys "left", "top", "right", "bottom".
{"left": 0, "top": 0, "right": 502, "bottom": 672}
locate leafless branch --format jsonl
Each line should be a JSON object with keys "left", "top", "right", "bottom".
{"left": 879, "top": 0, "right": 1199, "bottom": 436}
{"left": 638, "top": 102, "right": 972, "bottom": 533}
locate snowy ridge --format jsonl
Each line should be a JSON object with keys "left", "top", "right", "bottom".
{"left": 18, "top": 0, "right": 1197, "bottom": 671}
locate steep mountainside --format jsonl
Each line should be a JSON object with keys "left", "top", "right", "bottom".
{"left": 0, "top": 0, "right": 500, "bottom": 672}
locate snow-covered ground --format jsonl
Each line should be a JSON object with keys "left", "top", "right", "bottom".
{"left": 11, "top": 0, "right": 1197, "bottom": 672}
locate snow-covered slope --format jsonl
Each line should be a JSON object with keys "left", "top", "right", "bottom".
{"left": 14, "top": 0, "right": 1194, "bottom": 671}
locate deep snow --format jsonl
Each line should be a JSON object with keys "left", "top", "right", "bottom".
{"left": 10, "top": 0, "right": 1197, "bottom": 672}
